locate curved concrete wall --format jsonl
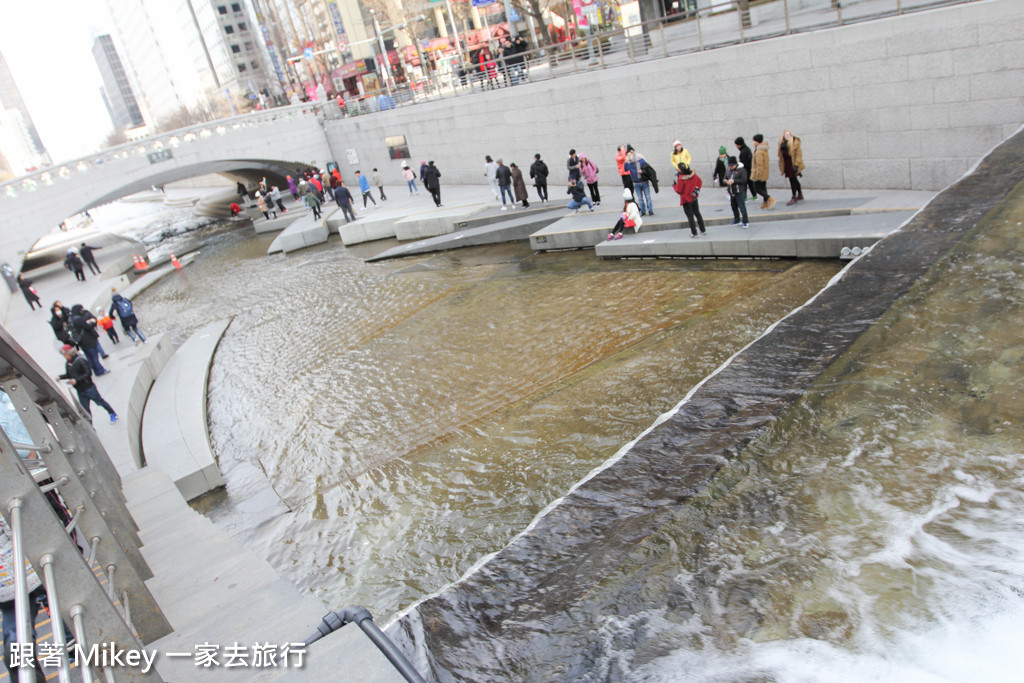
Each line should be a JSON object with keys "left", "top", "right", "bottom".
{"left": 324, "top": 0, "right": 1023, "bottom": 196}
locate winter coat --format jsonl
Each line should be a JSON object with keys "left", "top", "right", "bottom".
{"left": 358, "top": 175, "right": 371, "bottom": 193}
{"left": 568, "top": 183, "right": 586, "bottom": 202}
{"left": 778, "top": 137, "right": 805, "bottom": 176}
{"left": 511, "top": 167, "right": 529, "bottom": 201}
{"left": 673, "top": 170, "right": 703, "bottom": 205}
{"left": 372, "top": 172, "right": 383, "bottom": 188}
{"left": 670, "top": 144, "right": 692, "bottom": 172}
{"left": 58, "top": 352, "right": 95, "bottom": 392}
{"left": 402, "top": 167, "right": 415, "bottom": 181}
{"left": 109, "top": 294, "right": 140, "bottom": 328}
{"left": 80, "top": 244, "right": 101, "bottom": 263}
{"left": 567, "top": 155, "right": 581, "bottom": 180}
{"left": 50, "top": 306, "right": 74, "bottom": 345}
{"left": 484, "top": 160, "right": 497, "bottom": 180}
{"left": 419, "top": 163, "right": 428, "bottom": 182}
{"left": 70, "top": 304, "right": 100, "bottom": 350}
{"left": 530, "top": 159, "right": 549, "bottom": 184}
{"left": 621, "top": 201, "right": 643, "bottom": 231}
{"left": 333, "top": 186, "right": 354, "bottom": 206}
{"left": 750, "top": 142, "right": 770, "bottom": 182}
{"left": 287, "top": 177, "right": 297, "bottom": 194}
{"left": 496, "top": 164, "right": 512, "bottom": 187}
{"left": 640, "top": 161, "right": 659, "bottom": 193}
{"left": 303, "top": 192, "right": 322, "bottom": 209}
{"left": 737, "top": 144, "right": 753, "bottom": 178}
{"left": 713, "top": 157, "right": 728, "bottom": 187}
{"left": 256, "top": 195, "right": 268, "bottom": 212}
{"left": 580, "top": 157, "right": 599, "bottom": 184}
{"left": 727, "top": 164, "right": 748, "bottom": 196}
{"left": 423, "top": 164, "right": 441, "bottom": 191}
{"left": 17, "top": 276, "right": 38, "bottom": 304}
{"left": 64, "top": 252, "right": 84, "bottom": 272}
{"left": 615, "top": 149, "right": 628, "bottom": 176}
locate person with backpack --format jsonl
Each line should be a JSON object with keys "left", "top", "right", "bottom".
{"left": 529, "top": 153, "right": 549, "bottom": 204}
{"left": 725, "top": 156, "right": 750, "bottom": 229}
{"left": 579, "top": 154, "right": 600, "bottom": 205}
{"left": 109, "top": 289, "right": 147, "bottom": 344}
{"left": 673, "top": 164, "right": 706, "bottom": 238}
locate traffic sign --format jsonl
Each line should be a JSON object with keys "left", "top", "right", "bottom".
{"left": 303, "top": 47, "right": 314, "bottom": 60}
{"left": 338, "top": 40, "right": 347, "bottom": 52}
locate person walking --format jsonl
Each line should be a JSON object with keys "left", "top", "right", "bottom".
{"left": 673, "top": 164, "right": 706, "bottom": 238}
{"left": 566, "top": 178, "right": 594, "bottom": 212}
{"left": 579, "top": 154, "right": 600, "bottom": 205}
{"left": 57, "top": 345, "right": 117, "bottom": 423}
{"left": 726, "top": 156, "right": 750, "bottom": 228}
{"left": 529, "top": 153, "right": 549, "bottom": 204}
{"left": 304, "top": 188, "right": 323, "bottom": 219}
{"left": 735, "top": 137, "right": 757, "bottom": 201}
{"left": 607, "top": 188, "right": 643, "bottom": 240}
{"left": 484, "top": 155, "right": 499, "bottom": 200}
{"left": 372, "top": 168, "right": 387, "bottom": 201}
{"left": 355, "top": 170, "right": 377, "bottom": 208}
{"left": 670, "top": 140, "right": 692, "bottom": 172}
{"left": 64, "top": 249, "right": 86, "bottom": 282}
{"left": 495, "top": 159, "right": 514, "bottom": 210}
{"left": 109, "top": 289, "right": 147, "bottom": 344}
{"left": 79, "top": 242, "right": 103, "bottom": 274}
{"left": 402, "top": 163, "right": 419, "bottom": 195}
{"left": 713, "top": 145, "right": 729, "bottom": 187}
{"left": 510, "top": 162, "right": 530, "bottom": 209}
{"left": 70, "top": 304, "right": 108, "bottom": 375}
{"left": 255, "top": 192, "right": 273, "bottom": 220}
{"left": 419, "top": 160, "right": 428, "bottom": 186}
{"left": 423, "top": 161, "right": 442, "bottom": 207}
{"left": 237, "top": 181, "right": 248, "bottom": 200}
{"left": 778, "top": 129, "right": 806, "bottom": 205}
{"left": 615, "top": 144, "right": 634, "bottom": 192}
{"left": 287, "top": 175, "right": 299, "bottom": 201}
{"left": 333, "top": 182, "right": 357, "bottom": 222}
{"left": 270, "top": 185, "right": 287, "bottom": 213}
{"left": 16, "top": 274, "right": 41, "bottom": 310}
{"left": 750, "top": 134, "right": 776, "bottom": 210}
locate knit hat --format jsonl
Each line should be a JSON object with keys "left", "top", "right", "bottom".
{"left": 727, "top": 156, "right": 738, "bottom": 166}
{"left": 622, "top": 188, "right": 634, "bottom": 200}
{"left": 718, "top": 146, "right": 727, "bottom": 155}
{"left": 60, "top": 344, "right": 74, "bottom": 353}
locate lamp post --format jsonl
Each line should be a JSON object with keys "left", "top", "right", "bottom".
{"left": 369, "top": 9, "right": 395, "bottom": 102}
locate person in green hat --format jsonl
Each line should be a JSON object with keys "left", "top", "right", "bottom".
{"left": 712, "top": 145, "right": 729, "bottom": 187}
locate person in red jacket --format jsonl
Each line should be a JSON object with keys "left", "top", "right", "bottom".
{"left": 673, "top": 164, "right": 706, "bottom": 238}
{"left": 615, "top": 144, "right": 633, "bottom": 192}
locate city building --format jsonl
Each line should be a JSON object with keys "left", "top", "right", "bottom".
{"left": 92, "top": 34, "right": 146, "bottom": 132}
{"left": 0, "top": 51, "right": 51, "bottom": 173}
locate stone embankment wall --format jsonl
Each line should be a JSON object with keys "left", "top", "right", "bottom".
{"left": 325, "top": 0, "right": 1024, "bottom": 193}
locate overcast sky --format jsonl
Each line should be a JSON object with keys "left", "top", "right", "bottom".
{"left": 0, "top": 1, "right": 117, "bottom": 164}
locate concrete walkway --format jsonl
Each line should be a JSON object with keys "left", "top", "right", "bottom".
{"left": 2, "top": 248, "right": 405, "bottom": 681}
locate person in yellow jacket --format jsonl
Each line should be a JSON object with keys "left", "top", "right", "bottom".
{"left": 670, "top": 140, "right": 691, "bottom": 173}
{"left": 750, "top": 134, "right": 776, "bottom": 210}
{"left": 778, "top": 129, "right": 806, "bottom": 205}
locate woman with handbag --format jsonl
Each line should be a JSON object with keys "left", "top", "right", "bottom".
{"left": 16, "top": 274, "right": 41, "bottom": 310}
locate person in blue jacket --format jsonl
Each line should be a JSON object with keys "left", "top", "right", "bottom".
{"left": 355, "top": 170, "right": 376, "bottom": 208}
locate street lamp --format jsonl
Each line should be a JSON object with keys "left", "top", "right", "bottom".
{"left": 369, "top": 9, "right": 395, "bottom": 103}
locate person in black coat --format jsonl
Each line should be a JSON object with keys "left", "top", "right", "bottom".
{"left": 725, "top": 157, "right": 749, "bottom": 228}
{"left": 16, "top": 274, "right": 41, "bottom": 310}
{"left": 735, "top": 137, "right": 756, "bottom": 200}
{"left": 333, "top": 183, "right": 357, "bottom": 222}
{"left": 529, "top": 153, "right": 549, "bottom": 203}
{"left": 79, "top": 242, "right": 102, "bottom": 274}
{"left": 423, "top": 161, "right": 442, "bottom": 207}
{"left": 57, "top": 346, "right": 117, "bottom": 423}
{"left": 70, "top": 304, "right": 108, "bottom": 375}
{"left": 49, "top": 301, "right": 74, "bottom": 345}
{"left": 64, "top": 250, "right": 86, "bottom": 282}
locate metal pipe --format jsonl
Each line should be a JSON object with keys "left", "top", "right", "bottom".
{"left": 121, "top": 590, "right": 133, "bottom": 634}
{"left": 70, "top": 605, "right": 94, "bottom": 683}
{"left": 64, "top": 504, "right": 83, "bottom": 535}
{"left": 303, "top": 606, "right": 426, "bottom": 683}
{"left": 87, "top": 536, "right": 100, "bottom": 565}
{"left": 8, "top": 499, "right": 33, "bottom": 683}
{"left": 784, "top": 0, "right": 791, "bottom": 34}
{"left": 10, "top": 441, "right": 52, "bottom": 454}
{"left": 40, "top": 554, "right": 73, "bottom": 683}
{"left": 38, "top": 477, "right": 69, "bottom": 494}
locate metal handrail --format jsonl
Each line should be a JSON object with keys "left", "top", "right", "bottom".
{"left": 303, "top": 606, "right": 427, "bottom": 683}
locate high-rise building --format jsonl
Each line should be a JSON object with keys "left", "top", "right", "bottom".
{"left": 92, "top": 34, "right": 145, "bottom": 131}
{"left": 0, "top": 51, "right": 51, "bottom": 172}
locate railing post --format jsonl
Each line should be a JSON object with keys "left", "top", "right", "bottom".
{"left": 40, "top": 554, "right": 74, "bottom": 683}
{"left": 697, "top": 7, "right": 705, "bottom": 50}
{"left": 784, "top": 0, "right": 792, "bottom": 34}
{"left": 7, "top": 498, "right": 34, "bottom": 683}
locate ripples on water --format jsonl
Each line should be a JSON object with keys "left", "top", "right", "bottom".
{"left": 135, "top": 226, "right": 840, "bottom": 625}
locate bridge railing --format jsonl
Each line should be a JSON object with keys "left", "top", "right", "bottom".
{"left": 0, "top": 103, "right": 327, "bottom": 202}
{"left": 0, "top": 325, "right": 171, "bottom": 681}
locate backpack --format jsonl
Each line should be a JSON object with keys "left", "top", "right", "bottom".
{"left": 115, "top": 297, "right": 134, "bottom": 318}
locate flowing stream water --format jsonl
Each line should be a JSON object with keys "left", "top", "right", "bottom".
{"left": 86, "top": 181, "right": 1024, "bottom": 680}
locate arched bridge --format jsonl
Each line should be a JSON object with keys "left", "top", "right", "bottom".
{"left": 0, "top": 104, "right": 334, "bottom": 270}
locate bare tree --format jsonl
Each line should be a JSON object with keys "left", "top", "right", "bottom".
{"left": 512, "top": 0, "right": 556, "bottom": 51}
{"left": 102, "top": 129, "right": 128, "bottom": 150}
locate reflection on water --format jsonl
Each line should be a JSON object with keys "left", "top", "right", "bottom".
{"left": 136, "top": 231, "right": 839, "bottom": 623}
